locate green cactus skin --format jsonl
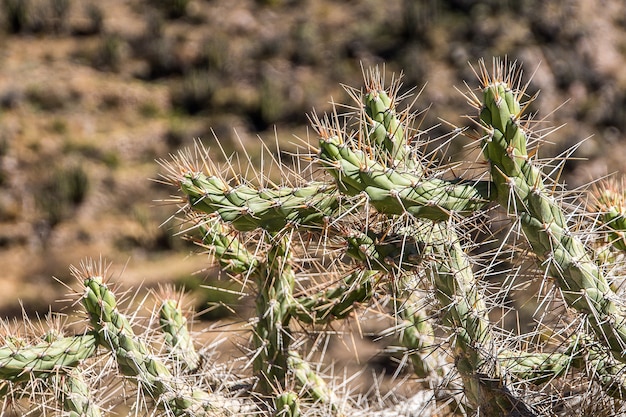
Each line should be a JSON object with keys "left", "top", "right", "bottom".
{"left": 194, "top": 209, "right": 373, "bottom": 402}
{"left": 52, "top": 369, "right": 103, "bottom": 417}
{"left": 196, "top": 216, "right": 259, "bottom": 275}
{"left": 80, "top": 272, "right": 234, "bottom": 416}
{"left": 395, "top": 289, "right": 436, "bottom": 379}
{"left": 584, "top": 344, "right": 626, "bottom": 398}
{"left": 253, "top": 234, "right": 296, "bottom": 394}
{"left": 318, "top": 77, "right": 533, "bottom": 412}
{"left": 197, "top": 213, "right": 374, "bottom": 326}
{"left": 173, "top": 144, "right": 492, "bottom": 233}
{"left": 317, "top": 134, "right": 493, "bottom": 221}
{"left": 359, "top": 78, "right": 443, "bottom": 381}
{"left": 180, "top": 173, "right": 340, "bottom": 232}
{"left": 500, "top": 350, "right": 573, "bottom": 386}
{"left": 291, "top": 269, "right": 378, "bottom": 325}
{"left": 82, "top": 275, "right": 173, "bottom": 387}
{"left": 329, "top": 77, "right": 528, "bottom": 411}
{"left": 0, "top": 334, "right": 97, "bottom": 381}
{"left": 159, "top": 299, "right": 201, "bottom": 371}
{"left": 315, "top": 109, "right": 526, "bottom": 409}
{"left": 275, "top": 390, "right": 301, "bottom": 417}
{"left": 362, "top": 79, "right": 418, "bottom": 171}
{"left": 592, "top": 182, "right": 626, "bottom": 252}
{"left": 417, "top": 222, "right": 520, "bottom": 414}
{"left": 287, "top": 351, "right": 344, "bottom": 415}
{"left": 500, "top": 336, "right": 626, "bottom": 398}
{"left": 8, "top": 62, "right": 626, "bottom": 416}
{"left": 344, "top": 229, "right": 423, "bottom": 271}
{"left": 476, "top": 61, "right": 626, "bottom": 364}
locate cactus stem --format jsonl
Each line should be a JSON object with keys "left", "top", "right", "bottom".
{"left": 475, "top": 58, "right": 626, "bottom": 366}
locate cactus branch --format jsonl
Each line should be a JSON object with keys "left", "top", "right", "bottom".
{"left": 420, "top": 222, "right": 514, "bottom": 413}
{"left": 500, "top": 336, "right": 626, "bottom": 398}
{"left": 591, "top": 178, "right": 626, "bottom": 252}
{"left": 159, "top": 298, "right": 201, "bottom": 372}
{"left": 75, "top": 260, "right": 252, "bottom": 416}
{"left": 287, "top": 351, "right": 345, "bottom": 415}
{"left": 359, "top": 67, "right": 421, "bottom": 171}
{"left": 475, "top": 59, "right": 626, "bottom": 364}
{"left": 291, "top": 269, "right": 378, "bottom": 325}
{"left": 275, "top": 390, "right": 301, "bottom": 417}
{"left": 193, "top": 214, "right": 260, "bottom": 275}
{"left": 316, "top": 132, "right": 493, "bottom": 221}
{"left": 253, "top": 233, "right": 297, "bottom": 394}
{"left": 394, "top": 284, "right": 437, "bottom": 378}
{"left": 0, "top": 334, "right": 97, "bottom": 382}
{"left": 51, "top": 369, "right": 103, "bottom": 417}
{"left": 180, "top": 172, "right": 340, "bottom": 232}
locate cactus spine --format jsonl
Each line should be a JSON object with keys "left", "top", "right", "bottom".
{"left": 474, "top": 60, "right": 626, "bottom": 364}
{"left": 159, "top": 298, "right": 201, "bottom": 371}
{"left": 252, "top": 234, "right": 296, "bottom": 394}
{"left": 0, "top": 334, "right": 97, "bottom": 381}
{"left": 51, "top": 369, "right": 103, "bottom": 417}
{"left": 3, "top": 60, "right": 626, "bottom": 416}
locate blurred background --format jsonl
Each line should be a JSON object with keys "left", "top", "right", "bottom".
{"left": 0, "top": 0, "right": 626, "bottom": 325}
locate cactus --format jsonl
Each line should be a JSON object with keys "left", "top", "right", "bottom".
{"left": 159, "top": 297, "right": 201, "bottom": 372}
{"left": 469, "top": 59, "right": 626, "bottom": 364}
{"left": 50, "top": 369, "right": 103, "bottom": 417}
{"left": 591, "top": 177, "right": 626, "bottom": 252}
{"left": 4, "top": 59, "right": 626, "bottom": 416}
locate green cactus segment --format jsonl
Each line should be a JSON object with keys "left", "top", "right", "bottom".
{"left": 363, "top": 88, "right": 417, "bottom": 170}
{"left": 53, "top": 369, "right": 103, "bottom": 417}
{"left": 180, "top": 173, "right": 340, "bottom": 232}
{"left": 83, "top": 276, "right": 172, "bottom": 388}
{"left": 344, "top": 229, "right": 422, "bottom": 271}
{"left": 423, "top": 224, "right": 489, "bottom": 370}
{"left": 198, "top": 218, "right": 259, "bottom": 275}
{"left": 253, "top": 235, "right": 297, "bottom": 394}
{"left": 593, "top": 186, "right": 626, "bottom": 252}
{"left": 500, "top": 351, "right": 573, "bottom": 386}
{"left": 415, "top": 222, "right": 533, "bottom": 414}
{"left": 318, "top": 135, "right": 493, "bottom": 221}
{"left": 159, "top": 299, "right": 201, "bottom": 371}
{"left": 567, "top": 335, "right": 626, "bottom": 398}
{"left": 341, "top": 227, "right": 437, "bottom": 377}
{"left": 479, "top": 78, "right": 626, "bottom": 363}
{"left": 287, "top": 351, "right": 343, "bottom": 414}
{"left": 275, "top": 391, "right": 301, "bottom": 417}
{"left": 584, "top": 343, "right": 626, "bottom": 398}
{"left": 500, "top": 337, "right": 626, "bottom": 397}
{"left": 292, "top": 269, "right": 377, "bottom": 324}
{"left": 82, "top": 276, "right": 222, "bottom": 416}
{"left": 397, "top": 296, "right": 436, "bottom": 378}
{"left": 0, "top": 334, "right": 97, "bottom": 381}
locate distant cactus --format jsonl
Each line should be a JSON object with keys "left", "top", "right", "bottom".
{"left": 2, "top": 59, "right": 626, "bottom": 416}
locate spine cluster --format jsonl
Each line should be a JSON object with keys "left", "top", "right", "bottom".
{"left": 2, "top": 60, "right": 626, "bottom": 416}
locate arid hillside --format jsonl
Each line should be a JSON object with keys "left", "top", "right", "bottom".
{"left": 1, "top": 0, "right": 626, "bottom": 319}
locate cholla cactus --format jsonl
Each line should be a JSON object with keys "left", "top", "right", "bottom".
{"left": 2, "top": 59, "right": 626, "bottom": 417}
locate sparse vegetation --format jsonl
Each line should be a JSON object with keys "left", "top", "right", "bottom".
{"left": 2, "top": 0, "right": 29, "bottom": 33}
{"left": 171, "top": 70, "right": 217, "bottom": 115}
{"left": 92, "top": 33, "right": 126, "bottom": 72}
{"left": 2, "top": 1, "right": 626, "bottom": 416}
{"left": 36, "top": 162, "right": 89, "bottom": 229}
{"left": 150, "top": 0, "right": 190, "bottom": 19}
